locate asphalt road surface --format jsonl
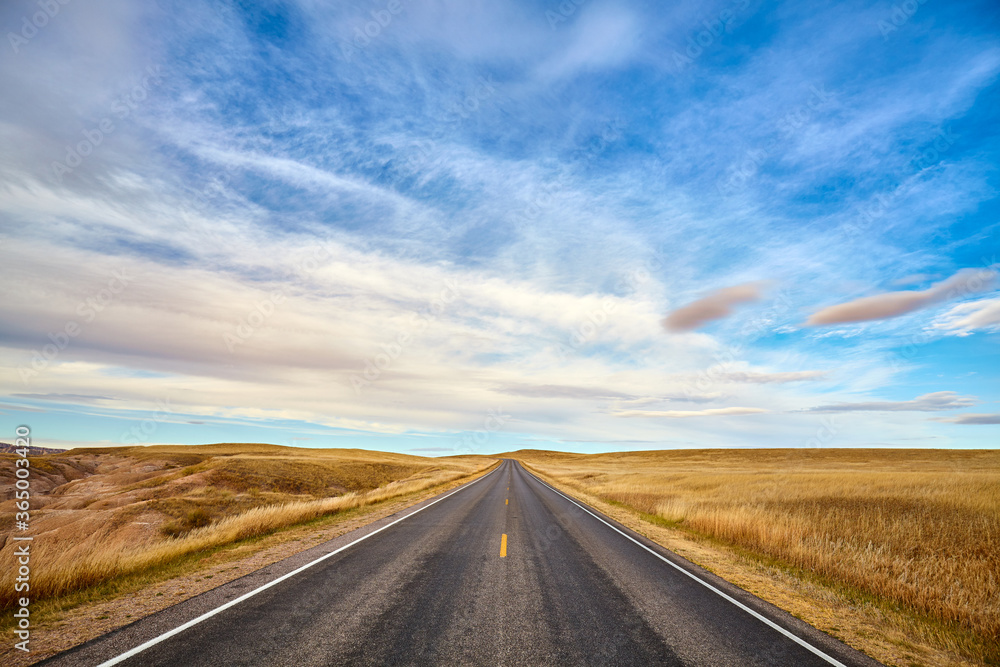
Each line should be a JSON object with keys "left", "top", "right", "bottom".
{"left": 42, "top": 460, "right": 882, "bottom": 666}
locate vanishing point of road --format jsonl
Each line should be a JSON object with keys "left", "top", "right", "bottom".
{"left": 42, "top": 460, "right": 882, "bottom": 666}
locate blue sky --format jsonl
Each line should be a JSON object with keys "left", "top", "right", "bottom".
{"left": 1, "top": 0, "right": 998, "bottom": 454}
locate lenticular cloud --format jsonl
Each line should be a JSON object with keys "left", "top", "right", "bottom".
{"left": 806, "top": 269, "right": 996, "bottom": 326}
{"left": 662, "top": 282, "right": 766, "bottom": 332}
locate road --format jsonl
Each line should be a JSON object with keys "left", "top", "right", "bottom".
{"left": 42, "top": 459, "right": 882, "bottom": 666}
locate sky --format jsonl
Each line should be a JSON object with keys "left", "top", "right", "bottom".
{"left": 1, "top": 0, "right": 998, "bottom": 456}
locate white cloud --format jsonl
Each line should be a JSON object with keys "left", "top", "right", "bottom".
{"left": 614, "top": 407, "right": 768, "bottom": 418}
{"left": 712, "top": 370, "right": 827, "bottom": 384}
{"left": 933, "top": 297, "right": 1000, "bottom": 335}
{"left": 535, "top": 5, "right": 641, "bottom": 81}
{"left": 934, "top": 413, "right": 1000, "bottom": 425}
{"left": 803, "top": 391, "right": 977, "bottom": 413}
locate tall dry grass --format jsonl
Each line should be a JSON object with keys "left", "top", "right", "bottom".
{"left": 516, "top": 449, "right": 1000, "bottom": 661}
{"left": 0, "top": 447, "right": 494, "bottom": 610}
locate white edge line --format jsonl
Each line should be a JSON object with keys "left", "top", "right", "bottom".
{"left": 95, "top": 462, "right": 504, "bottom": 667}
{"left": 521, "top": 464, "right": 849, "bottom": 667}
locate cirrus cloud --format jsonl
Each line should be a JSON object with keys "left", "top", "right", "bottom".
{"left": 933, "top": 297, "right": 1000, "bottom": 336}
{"left": 803, "top": 391, "right": 976, "bottom": 413}
{"left": 614, "top": 407, "right": 768, "bottom": 418}
{"left": 714, "top": 370, "right": 827, "bottom": 384}
{"left": 934, "top": 413, "right": 1000, "bottom": 425}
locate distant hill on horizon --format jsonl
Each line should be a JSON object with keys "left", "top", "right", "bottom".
{"left": 0, "top": 442, "right": 67, "bottom": 455}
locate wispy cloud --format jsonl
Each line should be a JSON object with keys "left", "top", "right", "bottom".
{"left": 615, "top": 407, "right": 768, "bottom": 419}
{"left": 535, "top": 5, "right": 641, "bottom": 81}
{"left": 934, "top": 413, "right": 1000, "bottom": 425}
{"left": 713, "top": 370, "right": 827, "bottom": 384}
{"left": 933, "top": 297, "right": 1000, "bottom": 336}
{"left": 803, "top": 391, "right": 977, "bottom": 413}
{"left": 11, "top": 393, "right": 118, "bottom": 404}
{"left": 0, "top": 402, "right": 47, "bottom": 413}
{"left": 495, "top": 383, "right": 634, "bottom": 400}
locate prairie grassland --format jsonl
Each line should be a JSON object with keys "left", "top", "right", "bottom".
{"left": 0, "top": 444, "right": 494, "bottom": 610}
{"left": 513, "top": 448, "right": 1000, "bottom": 664}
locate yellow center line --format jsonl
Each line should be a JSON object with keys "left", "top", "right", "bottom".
{"left": 500, "top": 533, "right": 507, "bottom": 557}
{"left": 505, "top": 498, "right": 508, "bottom": 505}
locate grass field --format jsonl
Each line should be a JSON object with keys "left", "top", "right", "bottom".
{"left": 510, "top": 448, "right": 1000, "bottom": 666}
{"left": 0, "top": 444, "right": 494, "bottom": 611}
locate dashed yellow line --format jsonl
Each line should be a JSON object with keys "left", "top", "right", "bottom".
{"left": 505, "top": 498, "right": 508, "bottom": 505}
{"left": 500, "top": 533, "right": 507, "bottom": 557}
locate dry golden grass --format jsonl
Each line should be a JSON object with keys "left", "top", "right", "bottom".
{"left": 510, "top": 448, "right": 1000, "bottom": 665}
{"left": 0, "top": 444, "right": 494, "bottom": 611}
